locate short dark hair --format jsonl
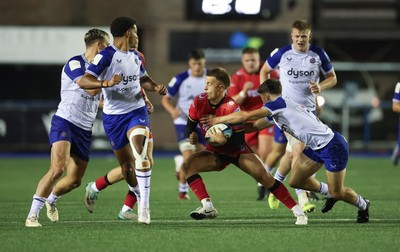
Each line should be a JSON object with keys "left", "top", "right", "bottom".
{"left": 110, "top": 17, "right": 136, "bottom": 37}
{"left": 242, "top": 47, "right": 259, "bottom": 55}
{"left": 189, "top": 48, "right": 205, "bottom": 60}
{"left": 207, "top": 67, "right": 230, "bottom": 89}
{"left": 292, "top": 19, "right": 311, "bottom": 31}
{"left": 258, "top": 79, "right": 282, "bottom": 95}
{"left": 84, "top": 28, "right": 109, "bottom": 47}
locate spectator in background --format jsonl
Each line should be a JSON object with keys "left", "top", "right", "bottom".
{"left": 161, "top": 48, "right": 207, "bottom": 200}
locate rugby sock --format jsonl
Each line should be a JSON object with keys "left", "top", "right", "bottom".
{"left": 128, "top": 184, "right": 141, "bottom": 197}
{"left": 274, "top": 170, "right": 287, "bottom": 183}
{"left": 95, "top": 174, "right": 111, "bottom": 191}
{"left": 27, "top": 194, "right": 46, "bottom": 217}
{"left": 136, "top": 170, "right": 151, "bottom": 208}
{"left": 354, "top": 195, "right": 368, "bottom": 210}
{"left": 179, "top": 182, "right": 189, "bottom": 193}
{"left": 264, "top": 164, "right": 275, "bottom": 175}
{"left": 201, "top": 198, "right": 214, "bottom": 209}
{"left": 123, "top": 190, "right": 137, "bottom": 210}
{"left": 174, "top": 155, "right": 184, "bottom": 172}
{"left": 295, "top": 189, "right": 309, "bottom": 208}
{"left": 187, "top": 174, "right": 210, "bottom": 201}
{"left": 269, "top": 180, "right": 297, "bottom": 209}
{"left": 46, "top": 192, "right": 61, "bottom": 204}
{"left": 318, "top": 182, "right": 332, "bottom": 198}
{"left": 90, "top": 182, "right": 99, "bottom": 192}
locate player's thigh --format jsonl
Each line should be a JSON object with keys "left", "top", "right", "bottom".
{"left": 185, "top": 151, "right": 220, "bottom": 173}
{"left": 50, "top": 140, "right": 71, "bottom": 170}
{"left": 258, "top": 134, "right": 273, "bottom": 158}
{"left": 237, "top": 153, "right": 267, "bottom": 178}
{"left": 113, "top": 144, "right": 135, "bottom": 170}
{"left": 290, "top": 152, "right": 322, "bottom": 185}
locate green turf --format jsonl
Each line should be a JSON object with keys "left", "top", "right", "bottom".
{"left": 0, "top": 156, "right": 399, "bottom": 252}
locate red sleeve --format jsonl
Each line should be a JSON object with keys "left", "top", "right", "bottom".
{"left": 270, "top": 69, "right": 279, "bottom": 79}
{"left": 228, "top": 74, "right": 241, "bottom": 96}
{"left": 137, "top": 50, "right": 145, "bottom": 66}
{"left": 188, "top": 96, "right": 199, "bottom": 122}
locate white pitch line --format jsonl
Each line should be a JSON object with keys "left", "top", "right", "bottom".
{"left": 6, "top": 218, "right": 400, "bottom": 225}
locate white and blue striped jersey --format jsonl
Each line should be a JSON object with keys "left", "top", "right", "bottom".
{"left": 266, "top": 44, "right": 334, "bottom": 110}
{"left": 167, "top": 69, "right": 207, "bottom": 125}
{"left": 263, "top": 96, "right": 334, "bottom": 150}
{"left": 56, "top": 54, "right": 101, "bottom": 131}
{"left": 86, "top": 45, "right": 147, "bottom": 115}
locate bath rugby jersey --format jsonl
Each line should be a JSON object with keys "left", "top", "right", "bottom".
{"left": 56, "top": 54, "right": 101, "bottom": 131}
{"left": 167, "top": 69, "right": 207, "bottom": 125}
{"left": 86, "top": 45, "right": 147, "bottom": 115}
{"left": 266, "top": 44, "right": 334, "bottom": 111}
{"left": 263, "top": 96, "right": 334, "bottom": 150}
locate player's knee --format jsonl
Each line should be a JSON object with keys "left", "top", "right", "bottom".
{"left": 179, "top": 139, "right": 196, "bottom": 153}
{"left": 288, "top": 178, "right": 302, "bottom": 189}
{"left": 48, "top": 168, "right": 64, "bottom": 181}
{"left": 129, "top": 127, "right": 151, "bottom": 171}
{"left": 181, "top": 161, "right": 188, "bottom": 173}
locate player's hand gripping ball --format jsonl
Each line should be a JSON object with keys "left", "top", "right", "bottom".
{"left": 205, "top": 123, "right": 233, "bottom": 146}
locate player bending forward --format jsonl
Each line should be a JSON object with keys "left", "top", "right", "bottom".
{"left": 204, "top": 78, "right": 369, "bottom": 223}
{"left": 182, "top": 67, "right": 307, "bottom": 225}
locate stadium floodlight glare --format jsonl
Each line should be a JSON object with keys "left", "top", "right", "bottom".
{"left": 202, "top": 0, "right": 232, "bottom": 15}
{"left": 235, "top": 0, "right": 261, "bottom": 15}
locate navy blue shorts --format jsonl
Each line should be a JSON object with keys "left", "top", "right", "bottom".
{"left": 103, "top": 106, "right": 150, "bottom": 150}
{"left": 274, "top": 125, "right": 288, "bottom": 144}
{"left": 303, "top": 131, "right": 349, "bottom": 172}
{"left": 49, "top": 115, "right": 92, "bottom": 162}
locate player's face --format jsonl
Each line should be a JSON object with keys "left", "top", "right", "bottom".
{"left": 291, "top": 28, "right": 311, "bottom": 52}
{"left": 189, "top": 58, "right": 206, "bottom": 77}
{"left": 128, "top": 25, "right": 139, "bottom": 49}
{"left": 241, "top": 52, "right": 260, "bottom": 74}
{"left": 205, "top": 76, "right": 225, "bottom": 102}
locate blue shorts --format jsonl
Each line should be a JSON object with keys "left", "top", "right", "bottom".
{"left": 174, "top": 124, "right": 206, "bottom": 145}
{"left": 274, "top": 125, "right": 287, "bottom": 144}
{"left": 103, "top": 106, "right": 150, "bottom": 150}
{"left": 49, "top": 115, "right": 92, "bottom": 162}
{"left": 303, "top": 131, "right": 349, "bottom": 172}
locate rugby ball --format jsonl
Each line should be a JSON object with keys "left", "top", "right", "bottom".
{"left": 205, "top": 123, "right": 233, "bottom": 139}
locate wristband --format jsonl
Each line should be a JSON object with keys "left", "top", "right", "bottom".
{"left": 239, "top": 91, "right": 246, "bottom": 98}
{"left": 101, "top": 81, "right": 108, "bottom": 88}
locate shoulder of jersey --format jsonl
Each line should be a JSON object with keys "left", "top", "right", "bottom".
{"left": 197, "top": 92, "right": 208, "bottom": 100}
{"left": 175, "top": 70, "right": 190, "bottom": 80}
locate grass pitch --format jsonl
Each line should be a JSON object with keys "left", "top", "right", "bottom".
{"left": 0, "top": 155, "right": 399, "bottom": 252}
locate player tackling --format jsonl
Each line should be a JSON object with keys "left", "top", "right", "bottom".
{"left": 183, "top": 67, "right": 307, "bottom": 225}
{"left": 204, "top": 78, "right": 370, "bottom": 223}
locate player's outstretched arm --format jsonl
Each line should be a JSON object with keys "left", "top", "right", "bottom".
{"left": 203, "top": 108, "right": 270, "bottom": 126}
{"left": 79, "top": 73, "right": 122, "bottom": 89}
{"left": 140, "top": 75, "right": 167, "bottom": 95}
